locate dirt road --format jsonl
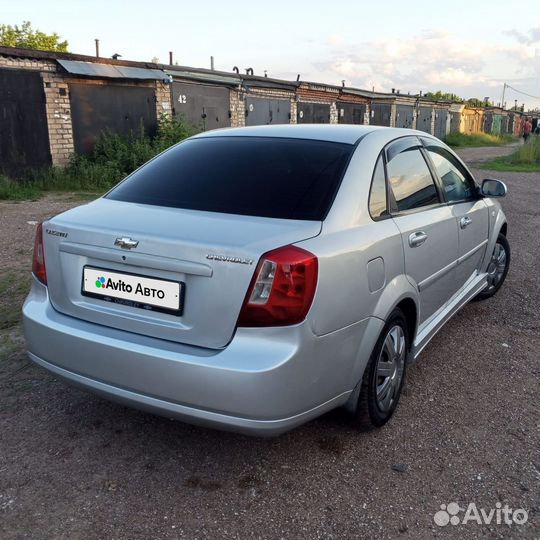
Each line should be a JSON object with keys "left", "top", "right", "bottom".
{"left": 0, "top": 146, "right": 538, "bottom": 540}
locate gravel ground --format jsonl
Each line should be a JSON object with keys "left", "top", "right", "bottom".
{"left": 0, "top": 147, "right": 538, "bottom": 540}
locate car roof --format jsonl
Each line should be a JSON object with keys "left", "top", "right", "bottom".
{"left": 192, "top": 124, "right": 398, "bottom": 145}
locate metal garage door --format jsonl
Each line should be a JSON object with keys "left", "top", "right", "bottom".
{"left": 483, "top": 113, "right": 493, "bottom": 134}
{"left": 173, "top": 81, "right": 230, "bottom": 131}
{"left": 449, "top": 112, "right": 461, "bottom": 133}
{"left": 0, "top": 68, "right": 51, "bottom": 176}
{"left": 69, "top": 83, "right": 157, "bottom": 155}
{"left": 337, "top": 102, "right": 366, "bottom": 124}
{"left": 416, "top": 106, "right": 433, "bottom": 133}
{"left": 297, "top": 102, "right": 330, "bottom": 123}
{"left": 245, "top": 97, "right": 290, "bottom": 126}
{"left": 370, "top": 103, "right": 392, "bottom": 126}
{"left": 434, "top": 109, "right": 448, "bottom": 140}
{"left": 395, "top": 105, "right": 414, "bottom": 128}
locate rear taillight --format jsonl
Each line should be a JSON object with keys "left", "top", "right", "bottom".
{"left": 32, "top": 222, "right": 47, "bottom": 285}
{"left": 238, "top": 245, "right": 318, "bottom": 327}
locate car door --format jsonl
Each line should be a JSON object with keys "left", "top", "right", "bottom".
{"left": 385, "top": 137, "right": 460, "bottom": 324}
{"left": 422, "top": 140, "right": 489, "bottom": 287}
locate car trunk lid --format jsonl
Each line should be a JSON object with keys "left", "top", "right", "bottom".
{"left": 43, "top": 198, "right": 321, "bottom": 349}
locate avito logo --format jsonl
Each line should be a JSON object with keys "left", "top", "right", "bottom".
{"left": 95, "top": 275, "right": 165, "bottom": 299}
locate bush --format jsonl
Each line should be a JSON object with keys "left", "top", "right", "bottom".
{"left": 445, "top": 132, "right": 516, "bottom": 147}
{"left": 0, "top": 115, "right": 199, "bottom": 200}
{"left": 483, "top": 136, "right": 540, "bottom": 172}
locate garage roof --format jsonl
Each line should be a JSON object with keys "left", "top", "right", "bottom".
{"left": 57, "top": 59, "right": 169, "bottom": 81}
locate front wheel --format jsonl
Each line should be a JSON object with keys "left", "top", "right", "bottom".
{"left": 475, "top": 233, "right": 510, "bottom": 301}
{"left": 354, "top": 308, "right": 408, "bottom": 429}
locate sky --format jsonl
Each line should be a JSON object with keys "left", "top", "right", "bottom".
{"left": 2, "top": 0, "right": 540, "bottom": 109}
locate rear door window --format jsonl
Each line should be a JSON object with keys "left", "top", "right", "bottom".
{"left": 107, "top": 137, "right": 354, "bottom": 220}
{"left": 386, "top": 142, "right": 440, "bottom": 212}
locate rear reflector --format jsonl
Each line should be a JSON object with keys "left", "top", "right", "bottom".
{"left": 32, "top": 222, "right": 47, "bottom": 285}
{"left": 237, "top": 245, "right": 318, "bottom": 327}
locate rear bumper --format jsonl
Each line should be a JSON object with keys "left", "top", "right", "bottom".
{"left": 23, "top": 278, "right": 383, "bottom": 436}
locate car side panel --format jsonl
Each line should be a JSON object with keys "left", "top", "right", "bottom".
{"left": 300, "top": 218, "right": 408, "bottom": 337}
{"left": 452, "top": 199, "right": 490, "bottom": 286}
{"left": 391, "top": 207, "right": 460, "bottom": 324}
{"left": 480, "top": 199, "right": 507, "bottom": 270}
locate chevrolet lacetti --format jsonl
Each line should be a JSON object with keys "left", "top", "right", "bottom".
{"left": 23, "top": 125, "right": 510, "bottom": 435}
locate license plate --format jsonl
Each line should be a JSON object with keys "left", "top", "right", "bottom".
{"left": 82, "top": 266, "right": 183, "bottom": 315}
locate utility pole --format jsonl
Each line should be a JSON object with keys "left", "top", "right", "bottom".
{"left": 501, "top": 82, "right": 507, "bottom": 110}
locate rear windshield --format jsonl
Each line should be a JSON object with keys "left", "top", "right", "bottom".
{"left": 106, "top": 137, "right": 353, "bottom": 220}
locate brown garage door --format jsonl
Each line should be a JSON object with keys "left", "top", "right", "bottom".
{"left": 0, "top": 68, "right": 51, "bottom": 177}
{"left": 69, "top": 83, "right": 157, "bottom": 155}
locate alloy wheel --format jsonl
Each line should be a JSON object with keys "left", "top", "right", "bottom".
{"left": 486, "top": 242, "right": 507, "bottom": 291}
{"left": 375, "top": 325, "right": 406, "bottom": 413}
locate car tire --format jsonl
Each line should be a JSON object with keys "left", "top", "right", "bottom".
{"left": 354, "top": 308, "right": 408, "bottom": 430}
{"left": 474, "top": 233, "right": 510, "bottom": 301}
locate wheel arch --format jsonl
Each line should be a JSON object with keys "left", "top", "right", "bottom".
{"left": 372, "top": 274, "right": 419, "bottom": 347}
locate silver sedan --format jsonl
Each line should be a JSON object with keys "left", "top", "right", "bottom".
{"left": 23, "top": 125, "right": 510, "bottom": 436}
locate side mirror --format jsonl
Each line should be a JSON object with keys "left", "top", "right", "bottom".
{"left": 481, "top": 179, "right": 507, "bottom": 198}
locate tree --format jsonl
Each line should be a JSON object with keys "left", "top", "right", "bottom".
{"left": 466, "top": 98, "right": 487, "bottom": 108}
{"left": 0, "top": 21, "right": 68, "bottom": 52}
{"left": 425, "top": 90, "right": 463, "bottom": 102}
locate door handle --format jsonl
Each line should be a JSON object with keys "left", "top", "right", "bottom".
{"left": 408, "top": 231, "right": 428, "bottom": 248}
{"left": 460, "top": 216, "right": 472, "bottom": 229}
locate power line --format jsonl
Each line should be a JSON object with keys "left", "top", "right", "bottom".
{"left": 504, "top": 83, "right": 540, "bottom": 100}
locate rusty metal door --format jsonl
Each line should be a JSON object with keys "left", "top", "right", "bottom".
{"left": 337, "top": 102, "right": 366, "bottom": 124}
{"left": 369, "top": 103, "right": 392, "bottom": 126}
{"left": 0, "top": 68, "right": 51, "bottom": 176}
{"left": 172, "top": 81, "right": 230, "bottom": 131}
{"left": 416, "top": 106, "right": 433, "bottom": 133}
{"left": 395, "top": 105, "right": 414, "bottom": 128}
{"left": 297, "top": 102, "right": 330, "bottom": 123}
{"left": 69, "top": 83, "right": 157, "bottom": 155}
{"left": 245, "top": 97, "right": 290, "bottom": 125}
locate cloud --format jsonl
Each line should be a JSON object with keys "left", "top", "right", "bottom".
{"left": 504, "top": 27, "right": 540, "bottom": 45}
{"left": 305, "top": 29, "right": 539, "bottom": 101}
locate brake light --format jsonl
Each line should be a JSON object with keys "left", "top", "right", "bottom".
{"left": 32, "top": 223, "right": 47, "bottom": 285}
{"left": 238, "top": 245, "right": 318, "bottom": 327}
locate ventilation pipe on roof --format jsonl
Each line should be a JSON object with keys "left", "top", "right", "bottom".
{"left": 264, "top": 70, "right": 268, "bottom": 77}
{"left": 391, "top": 88, "right": 395, "bottom": 94}
{"left": 245, "top": 67, "right": 254, "bottom": 75}
{"left": 95, "top": 39, "right": 100, "bottom": 58}
{"left": 296, "top": 74, "right": 300, "bottom": 81}
{"left": 210, "top": 56, "right": 215, "bottom": 70}
{"left": 232, "top": 66, "right": 239, "bottom": 74}
{"left": 341, "top": 80, "right": 346, "bottom": 87}
{"left": 169, "top": 51, "right": 173, "bottom": 65}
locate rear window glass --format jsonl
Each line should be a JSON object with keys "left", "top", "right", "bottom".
{"left": 106, "top": 137, "right": 354, "bottom": 220}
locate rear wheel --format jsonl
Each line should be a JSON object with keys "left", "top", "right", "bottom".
{"left": 475, "top": 233, "right": 510, "bottom": 301}
{"left": 354, "top": 308, "right": 408, "bottom": 429}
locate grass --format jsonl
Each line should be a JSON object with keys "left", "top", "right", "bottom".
{"left": 445, "top": 132, "right": 517, "bottom": 148}
{"left": 0, "top": 272, "right": 31, "bottom": 330}
{"left": 0, "top": 175, "right": 42, "bottom": 201}
{"left": 482, "top": 136, "right": 540, "bottom": 172}
{"left": 0, "top": 114, "right": 199, "bottom": 201}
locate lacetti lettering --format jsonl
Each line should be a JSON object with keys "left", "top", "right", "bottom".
{"left": 97, "top": 275, "right": 165, "bottom": 299}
